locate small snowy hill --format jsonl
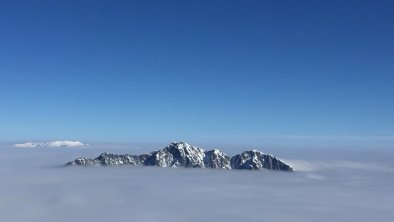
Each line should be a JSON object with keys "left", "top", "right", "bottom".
{"left": 14, "top": 141, "right": 85, "bottom": 148}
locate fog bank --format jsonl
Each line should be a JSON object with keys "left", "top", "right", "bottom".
{"left": 0, "top": 145, "right": 393, "bottom": 222}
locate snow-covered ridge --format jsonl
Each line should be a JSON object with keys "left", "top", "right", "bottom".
{"left": 66, "top": 141, "right": 293, "bottom": 171}
{"left": 14, "top": 141, "right": 85, "bottom": 148}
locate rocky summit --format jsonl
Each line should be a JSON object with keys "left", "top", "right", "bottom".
{"left": 66, "top": 142, "right": 293, "bottom": 172}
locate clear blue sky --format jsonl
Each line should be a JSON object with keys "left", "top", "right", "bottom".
{"left": 0, "top": 0, "right": 393, "bottom": 147}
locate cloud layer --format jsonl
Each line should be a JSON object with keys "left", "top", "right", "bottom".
{"left": 0, "top": 145, "right": 393, "bottom": 222}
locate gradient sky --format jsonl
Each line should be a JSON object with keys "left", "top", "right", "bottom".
{"left": 0, "top": 0, "right": 393, "bottom": 147}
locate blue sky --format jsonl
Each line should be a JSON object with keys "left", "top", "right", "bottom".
{"left": 0, "top": 0, "right": 393, "bottom": 147}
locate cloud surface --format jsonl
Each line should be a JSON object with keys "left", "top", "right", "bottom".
{"left": 0, "top": 145, "right": 393, "bottom": 222}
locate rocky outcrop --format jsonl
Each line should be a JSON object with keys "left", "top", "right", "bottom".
{"left": 66, "top": 142, "right": 293, "bottom": 172}
{"left": 230, "top": 150, "right": 293, "bottom": 171}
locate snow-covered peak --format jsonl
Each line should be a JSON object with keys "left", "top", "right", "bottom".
{"left": 65, "top": 142, "right": 293, "bottom": 172}
{"left": 14, "top": 140, "right": 85, "bottom": 148}
{"left": 46, "top": 141, "right": 85, "bottom": 147}
{"left": 170, "top": 141, "right": 195, "bottom": 150}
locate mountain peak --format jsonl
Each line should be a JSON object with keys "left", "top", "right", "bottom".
{"left": 144, "top": 142, "right": 205, "bottom": 168}
{"left": 66, "top": 142, "right": 293, "bottom": 172}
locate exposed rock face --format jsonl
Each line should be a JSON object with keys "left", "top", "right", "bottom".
{"left": 204, "top": 149, "right": 231, "bottom": 169}
{"left": 230, "top": 150, "right": 293, "bottom": 171}
{"left": 144, "top": 142, "right": 205, "bottom": 168}
{"left": 66, "top": 142, "right": 293, "bottom": 172}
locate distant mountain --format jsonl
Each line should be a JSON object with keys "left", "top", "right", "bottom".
{"left": 14, "top": 141, "right": 85, "bottom": 148}
{"left": 66, "top": 142, "right": 293, "bottom": 171}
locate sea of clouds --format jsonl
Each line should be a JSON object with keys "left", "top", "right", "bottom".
{"left": 0, "top": 143, "right": 393, "bottom": 222}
